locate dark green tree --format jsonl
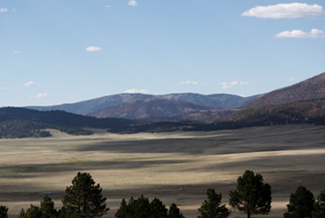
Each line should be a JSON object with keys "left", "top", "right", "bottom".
{"left": 18, "top": 205, "right": 42, "bottom": 218}
{"left": 61, "top": 172, "right": 109, "bottom": 218}
{"left": 229, "top": 170, "right": 271, "bottom": 218}
{"left": 18, "top": 195, "right": 58, "bottom": 218}
{"left": 0, "top": 205, "right": 8, "bottom": 218}
{"left": 312, "top": 189, "right": 325, "bottom": 218}
{"left": 168, "top": 203, "right": 185, "bottom": 218}
{"left": 283, "top": 186, "right": 315, "bottom": 218}
{"left": 150, "top": 198, "right": 168, "bottom": 218}
{"left": 198, "top": 189, "right": 230, "bottom": 218}
{"left": 115, "top": 196, "right": 170, "bottom": 218}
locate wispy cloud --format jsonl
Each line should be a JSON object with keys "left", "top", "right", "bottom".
{"left": 14, "top": 51, "right": 21, "bottom": 53}
{"left": 128, "top": 0, "right": 138, "bottom": 7}
{"left": 275, "top": 28, "right": 325, "bottom": 38}
{"left": 12, "top": 9, "right": 17, "bottom": 12}
{"left": 36, "top": 93, "right": 49, "bottom": 98}
{"left": 179, "top": 81, "right": 198, "bottom": 85}
{"left": 124, "top": 89, "right": 150, "bottom": 94}
{"left": 0, "top": 87, "right": 5, "bottom": 90}
{"left": 86, "top": 46, "right": 102, "bottom": 52}
{"left": 28, "top": 93, "right": 49, "bottom": 98}
{"left": 105, "top": 5, "right": 111, "bottom": 8}
{"left": 242, "top": 3, "right": 324, "bottom": 19}
{"left": 220, "top": 81, "right": 249, "bottom": 89}
{"left": 289, "top": 77, "right": 294, "bottom": 81}
{"left": 23, "top": 81, "right": 35, "bottom": 87}
{"left": 0, "top": 8, "right": 8, "bottom": 12}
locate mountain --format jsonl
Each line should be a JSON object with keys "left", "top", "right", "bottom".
{"left": 171, "top": 109, "right": 238, "bottom": 123}
{"left": 88, "top": 98, "right": 218, "bottom": 120}
{"left": 27, "top": 93, "right": 261, "bottom": 115}
{"left": 246, "top": 72, "right": 325, "bottom": 108}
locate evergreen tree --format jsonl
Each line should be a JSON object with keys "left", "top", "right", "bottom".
{"left": 198, "top": 189, "right": 230, "bottom": 218}
{"left": 61, "top": 172, "right": 109, "bottom": 218}
{"left": 40, "top": 195, "right": 58, "bottom": 218}
{"left": 18, "top": 205, "right": 42, "bottom": 218}
{"left": 283, "top": 186, "right": 315, "bottom": 218}
{"left": 229, "top": 170, "right": 271, "bottom": 218}
{"left": 312, "top": 189, "right": 325, "bottom": 218}
{"left": 0, "top": 205, "right": 8, "bottom": 218}
{"left": 150, "top": 198, "right": 168, "bottom": 218}
{"left": 168, "top": 203, "right": 185, "bottom": 218}
{"left": 18, "top": 195, "right": 58, "bottom": 218}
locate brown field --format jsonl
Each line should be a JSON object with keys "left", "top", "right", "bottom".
{"left": 1, "top": 124, "right": 325, "bottom": 218}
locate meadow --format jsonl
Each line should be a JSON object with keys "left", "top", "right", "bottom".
{"left": 1, "top": 124, "right": 325, "bottom": 218}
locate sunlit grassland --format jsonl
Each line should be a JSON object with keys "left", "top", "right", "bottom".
{"left": 1, "top": 125, "right": 325, "bottom": 217}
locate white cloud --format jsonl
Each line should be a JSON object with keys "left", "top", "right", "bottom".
{"left": 36, "top": 93, "right": 49, "bottom": 98}
{"left": 242, "top": 3, "right": 324, "bottom": 19}
{"left": 289, "top": 77, "right": 294, "bottom": 81}
{"left": 24, "top": 81, "right": 35, "bottom": 87}
{"left": 220, "top": 81, "right": 248, "bottom": 89}
{"left": 128, "top": 0, "right": 138, "bottom": 7}
{"left": 105, "top": 5, "right": 111, "bottom": 8}
{"left": 275, "top": 28, "right": 325, "bottom": 38}
{"left": 0, "top": 8, "right": 8, "bottom": 12}
{"left": 124, "top": 89, "right": 150, "bottom": 94}
{"left": 12, "top": 9, "right": 17, "bottom": 12}
{"left": 0, "top": 87, "right": 5, "bottom": 90}
{"left": 86, "top": 46, "right": 102, "bottom": 52}
{"left": 179, "top": 81, "right": 198, "bottom": 85}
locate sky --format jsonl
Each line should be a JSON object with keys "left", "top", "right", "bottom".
{"left": 1, "top": 0, "right": 325, "bottom": 107}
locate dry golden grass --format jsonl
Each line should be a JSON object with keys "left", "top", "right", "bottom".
{"left": 1, "top": 124, "right": 325, "bottom": 218}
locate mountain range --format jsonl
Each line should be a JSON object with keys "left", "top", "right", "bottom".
{"left": 1, "top": 71, "right": 325, "bottom": 138}
{"left": 27, "top": 93, "right": 261, "bottom": 117}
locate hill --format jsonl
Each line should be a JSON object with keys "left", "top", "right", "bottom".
{"left": 88, "top": 98, "right": 218, "bottom": 120}
{"left": 0, "top": 107, "right": 138, "bottom": 138}
{"left": 246, "top": 72, "right": 325, "bottom": 108}
{"left": 27, "top": 93, "right": 261, "bottom": 115}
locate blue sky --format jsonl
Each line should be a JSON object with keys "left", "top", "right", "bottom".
{"left": 1, "top": 0, "right": 324, "bottom": 107}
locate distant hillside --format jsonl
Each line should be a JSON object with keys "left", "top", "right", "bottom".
{"left": 246, "top": 72, "right": 325, "bottom": 108}
{"left": 171, "top": 109, "right": 238, "bottom": 123}
{"left": 0, "top": 107, "right": 138, "bottom": 138}
{"left": 221, "top": 99, "right": 325, "bottom": 127}
{"left": 27, "top": 93, "right": 261, "bottom": 115}
{"left": 88, "top": 98, "right": 218, "bottom": 120}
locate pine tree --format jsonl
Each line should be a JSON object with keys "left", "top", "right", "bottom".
{"left": 61, "top": 172, "right": 109, "bottom": 218}
{"left": 168, "top": 203, "right": 185, "bottom": 218}
{"left": 198, "top": 189, "right": 230, "bottom": 218}
{"left": 312, "top": 189, "right": 325, "bottom": 218}
{"left": 0, "top": 205, "right": 8, "bottom": 218}
{"left": 283, "top": 186, "right": 315, "bottom": 218}
{"left": 229, "top": 170, "right": 271, "bottom": 218}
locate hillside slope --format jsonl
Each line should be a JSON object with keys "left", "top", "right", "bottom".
{"left": 246, "top": 72, "right": 325, "bottom": 108}
{"left": 27, "top": 93, "right": 261, "bottom": 115}
{"left": 88, "top": 98, "right": 218, "bottom": 120}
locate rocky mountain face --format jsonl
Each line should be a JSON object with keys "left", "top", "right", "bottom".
{"left": 246, "top": 72, "right": 325, "bottom": 108}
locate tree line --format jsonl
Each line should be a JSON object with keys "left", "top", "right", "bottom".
{"left": 0, "top": 170, "right": 324, "bottom": 218}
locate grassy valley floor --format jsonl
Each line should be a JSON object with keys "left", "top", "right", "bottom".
{"left": 1, "top": 124, "right": 325, "bottom": 217}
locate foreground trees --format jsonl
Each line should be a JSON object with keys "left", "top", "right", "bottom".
{"left": 198, "top": 189, "right": 230, "bottom": 218}
{"left": 61, "top": 172, "right": 109, "bottom": 218}
{"left": 18, "top": 195, "right": 57, "bottom": 218}
{"left": 0, "top": 205, "right": 8, "bottom": 218}
{"left": 115, "top": 196, "right": 184, "bottom": 218}
{"left": 312, "top": 189, "right": 325, "bottom": 218}
{"left": 229, "top": 170, "right": 271, "bottom": 218}
{"left": 283, "top": 186, "right": 315, "bottom": 218}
